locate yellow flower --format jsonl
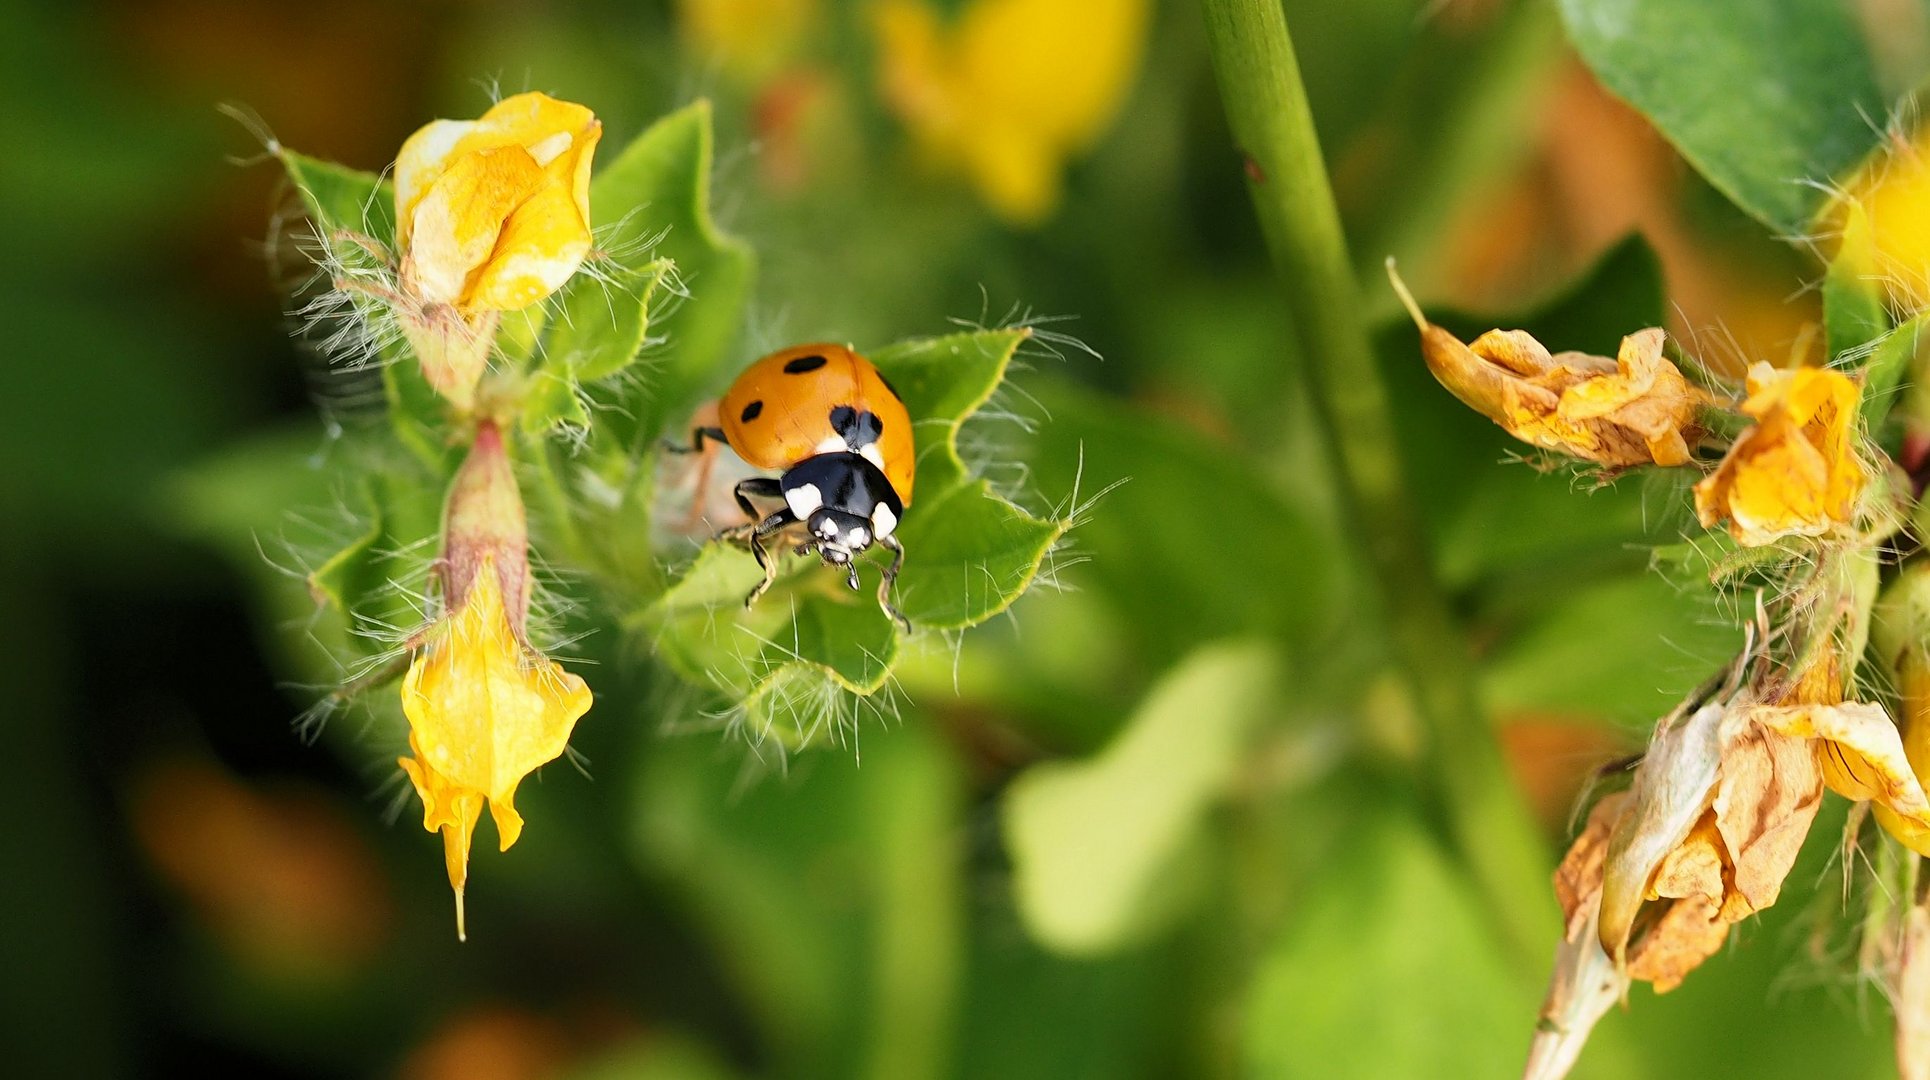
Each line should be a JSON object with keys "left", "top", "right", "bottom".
{"left": 397, "top": 422, "right": 591, "bottom": 939}
{"left": 396, "top": 92, "right": 601, "bottom": 313}
{"left": 389, "top": 93, "right": 601, "bottom": 412}
{"left": 1693, "top": 363, "right": 1864, "bottom": 546}
{"left": 398, "top": 553, "right": 591, "bottom": 941}
{"left": 677, "top": 0, "right": 822, "bottom": 83}
{"left": 1829, "top": 126, "right": 1930, "bottom": 309}
{"left": 872, "top": 0, "right": 1150, "bottom": 225}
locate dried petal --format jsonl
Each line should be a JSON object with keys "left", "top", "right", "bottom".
{"left": 1600, "top": 700, "right": 1738, "bottom": 962}
{"left": 1624, "top": 895, "right": 1730, "bottom": 993}
{"left": 1745, "top": 701, "right": 1930, "bottom": 856}
{"left": 1405, "top": 303, "right": 1703, "bottom": 469}
{"left": 1709, "top": 725, "right": 1823, "bottom": 920}
{"left": 1694, "top": 363, "right": 1864, "bottom": 546}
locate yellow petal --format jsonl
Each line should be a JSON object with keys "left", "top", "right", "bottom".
{"left": 398, "top": 552, "right": 593, "bottom": 935}
{"left": 1744, "top": 701, "right": 1930, "bottom": 855}
{"left": 393, "top": 93, "right": 601, "bottom": 310}
{"left": 1696, "top": 363, "right": 1864, "bottom": 545}
{"left": 872, "top": 0, "right": 1148, "bottom": 224}
{"left": 397, "top": 743, "right": 484, "bottom": 940}
{"left": 404, "top": 145, "right": 548, "bottom": 306}
{"left": 459, "top": 178, "right": 594, "bottom": 312}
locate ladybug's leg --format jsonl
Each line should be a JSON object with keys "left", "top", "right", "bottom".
{"left": 661, "top": 426, "right": 728, "bottom": 455}
{"left": 741, "top": 509, "right": 796, "bottom": 609}
{"left": 731, "top": 476, "right": 782, "bottom": 522}
{"left": 876, "top": 535, "right": 911, "bottom": 634}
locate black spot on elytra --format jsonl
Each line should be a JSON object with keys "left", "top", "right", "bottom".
{"left": 876, "top": 371, "right": 903, "bottom": 403}
{"left": 830, "top": 405, "right": 884, "bottom": 450}
{"left": 740, "top": 400, "right": 763, "bottom": 422}
{"left": 783, "top": 354, "right": 828, "bottom": 374}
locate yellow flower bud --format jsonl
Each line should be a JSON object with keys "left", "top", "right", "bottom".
{"left": 1693, "top": 363, "right": 1864, "bottom": 546}
{"left": 389, "top": 93, "right": 601, "bottom": 411}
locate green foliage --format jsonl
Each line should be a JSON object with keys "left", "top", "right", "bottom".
{"left": 587, "top": 100, "right": 756, "bottom": 448}
{"left": 1244, "top": 806, "right": 1534, "bottom": 1079}
{"left": 1556, "top": 0, "right": 1903, "bottom": 234}
{"left": 1003, "top": 641, "right": 1283, "bottom": 953}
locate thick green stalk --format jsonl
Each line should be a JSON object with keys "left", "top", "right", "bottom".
{"left": 1200, "top": 0, "right": 1554, "bottom": 961}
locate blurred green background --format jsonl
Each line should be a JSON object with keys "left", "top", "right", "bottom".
{"left": 0, "top": 0, "right": 1912, "bottom": 1077}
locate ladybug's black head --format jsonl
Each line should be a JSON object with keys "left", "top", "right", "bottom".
{"left": 807, "top": 507, "right": 875, "bottom": 566}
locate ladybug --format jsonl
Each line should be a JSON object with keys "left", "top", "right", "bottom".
{"left": 676, "top": 343, "right": 915, "bottom": 630}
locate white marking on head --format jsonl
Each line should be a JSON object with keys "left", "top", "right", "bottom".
{"left": 850, "top": 527, "right": 870, "bottom": 547}
{"left": 816, "top": 518, "right": 839, "bottom": 540}
{"left": 786, "top": 483, "right": 824, "bottom": 519}
{"left": 871, "top": 503, "right": 898, "bottom": 538}
{"left": 858, "top": 444, "right": 886, "bottom": 470}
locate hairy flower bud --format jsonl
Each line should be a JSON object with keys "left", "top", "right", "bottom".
{"left": 390, "top": 92, "right": 602, "bottom": 410}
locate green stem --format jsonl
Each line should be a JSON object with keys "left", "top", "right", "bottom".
{"left": 1200, "top": 0, "right": 1553, "bottom": 963}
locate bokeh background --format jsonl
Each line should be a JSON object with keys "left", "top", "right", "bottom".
{"left": 1, "top": 0, "right": 1910, "bottom": 1077}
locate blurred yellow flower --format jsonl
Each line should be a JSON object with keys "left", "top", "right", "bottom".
{"left": 396, "top": 92, "right": 601, "bottom": 313}
{"left": 677, "top": 0, "right": 822, "bottom": 83}
{"left": 873, "top": 0, "right": 1150, "bottom": 225}
{"left": 1830, "top": 127, "right": 1930, "bottom": 309}
{"left": 1693, "top": 363, "right": 1864, "bottom": 546}
{"left": 399, "top": 553, "right": 592, "bottom": 941}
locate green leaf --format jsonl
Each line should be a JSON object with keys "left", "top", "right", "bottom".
{"left": 1003, "top": 642, "right": 1283, "bottom": 954}
{"left": 1825, "top": 245, "right": 1891, "bottom": 364}
{"left": 629, "top": 722, "right": 961, "bottom": 1078}
{"left": 870, "top": 328, "right": 1030, "bottom": 495}
{"left": 1244, "top": 805, "right": 1533, "bottom": 1079}
{"left": 1859, "top": 314, "right": 1926, "bottom": 444}
{"left": 276, "top": 150, "right": 395, "bottom": 245}
{"left": 1010, "top": 377, "right": 1345, "bottom": 668}
{"left": 544, "top": 259, "right": 671, "bottom": 383}
{"left": 1556, "top": 0, "right": 1897, "bottom": 234}
{"left": 275, "top": 149, "right": 451, "bottom": 468}
{"left": 166, "top": 428, "right": 444, "bottom": 679}
{"left": 587, "top": 100, "right": 755, "bottom": 446}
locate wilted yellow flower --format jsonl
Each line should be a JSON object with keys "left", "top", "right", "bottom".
{"left": 1390, "top": 261, "right": 1705, "bottom": 469}
{"left": 872, "top": 0, "right": 1150, "bottom": 225}
{"left": 1529, "top": 639, "right": 1930, "bottom": 1080}
{"left": 398, "top": 423, "right": 592, "bottom": 939}
{"left": 1829, "top": 126, "right": 1930, "bottom": 309}
{"left": 391, "top": 93, "right": 601, "bottom": 410}
{"left": 1693, "top": 363, "right": 1864, "bottom": 546}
